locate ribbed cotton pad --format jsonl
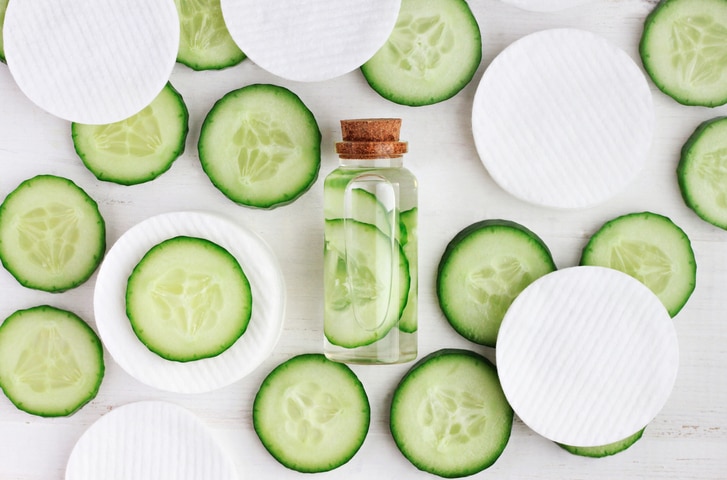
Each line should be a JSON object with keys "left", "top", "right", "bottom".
{"left": 498, "top": 0, "right": 593, "bottom": 12}
{"left": 496, "top": 266, "right": 679, "bottom": 447}
{"left": 220, "top": 0, "right": 401, "bottom": 82}
{"left": 472, "top": 29, "right": 654, "bottom": 209}
{"left": 65, "top": 402, "right": 237, "bottom": 480}
{"left": 3, "top": 0, "right": 179, "bottom": 124}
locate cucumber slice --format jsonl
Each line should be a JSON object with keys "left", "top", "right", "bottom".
{"left": 253, "top": 354, "right": 370, "bottom": 473}
{"left": 0, "top": 305, "right": 104, "bottom": 417}
{"left": 126, "top": 236, "right": 252, "bottom": 362}
{"left": 398, "top": 208, "right": 417, "bottom": 333}
{"left": 324, "top": 219, "right": 410, "bottom": 348}
{"left": 558, "top": 428, "right": 645, "bottom": 458}
{"left": 436, "top": 220, "right": 556, "bottom": 347}
{"left": 580, "top": 211, "right": 696, "bottom": 317}
{"left": 174, "top": 0, "right": 246, "bottom": 71}
{"left": 198, "top": 84, "right": 321, "bottom": 208}
{"left": 678, "top": 116, "right": 727, "bottom": 229}
{"left": 390, "top": 349, "right": 513, "bottom": 478}
{"left": 323, "top": 174, "right": 393, "bottom": 235}
{"left": 0, "top": 174, "right": 106, "bottom": 292}
{"left": 361, "top": 0, "right": 482, "bottom": 106}
{"left": 72, "top": 83, "right": 189, "bottom": 186}
{"left": 640, "top": 0, "right": 727, "bottom": 106}
{"left": 0, "top": 0, "right": 8, "bottom": 63}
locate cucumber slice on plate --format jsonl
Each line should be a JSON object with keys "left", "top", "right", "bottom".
{"left": 198, "top": 84, "right": 321, "bottom": 208}
{"left": 126, "top": 235, "right": 252, "bottom": 362}
{"left": 580, "top": 211, "right": 696, "bottom": 317}
{"left": 253, "top": 354, "right": 370, "bottom": 473}
{"left": 0, "top": 0, "right": 8, "bottom": 63}
{"left": 678, "top": 116, "right": 727, "bottom": 229}
{"left": 390, "top": 349, "right": 513, "bottom": 478}
{"left": 0, "top": 305, "right": 104, "bottom": 417}
{"left": 174, "top": 0, "right": 246, "bottom": 70}
{"left": 324, "top": 219, "right": 410, "bottom": 348}
{"left": 437, "top": 220, "right": 556, "bottom": 347}
{"left": 72, "top": 83, "right": 189, "bottom": 186}
{"left": 0, "top": 174, "right": 106, "bottom": 292}
{"left": 361, "top": 0, "right": 482, "bottom": 106}
{"left": 640, "top": 0, "right": 727, "bottom": 106}
{"left": 558, "top": 428, "right": 645, "bottom": 458}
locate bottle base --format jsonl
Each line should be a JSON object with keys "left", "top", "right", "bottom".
{"left": 324, "top": 334, "right": 417, "bottom": 365}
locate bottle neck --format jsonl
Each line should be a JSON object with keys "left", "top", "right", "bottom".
{"left": 338, "top": 156, "right": 404, "bottom": 168}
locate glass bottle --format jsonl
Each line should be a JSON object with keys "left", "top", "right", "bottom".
{"left": 323, "top": 118, "right": 417, "bottom": 364}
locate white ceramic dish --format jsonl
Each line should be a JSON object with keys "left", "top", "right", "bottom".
{"left": 496, "top": 266, "right": 679, "bottom": 447}
{"left": 93, "top": 211, "right": 285, "bottom": 394}
{"left": 65, "top": 401, "right": 237, "bottom": 480}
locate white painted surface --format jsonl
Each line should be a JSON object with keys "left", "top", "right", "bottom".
{"left": 0, "top": 0, "right": 725, "bottom": 478}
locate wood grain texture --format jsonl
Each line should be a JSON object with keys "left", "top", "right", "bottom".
{"left": 1, "top": 0, "right": 725, "bottom": 478}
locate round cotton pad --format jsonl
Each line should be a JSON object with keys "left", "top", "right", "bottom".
{"left": 472, "top": 29, "right": 653, "bottom": 209}
{"left": 496, "top": 266, "right": 679, "bottom": 447}
{"left": 3, "top": 0, "right": 179, "bottom": 124}
{"left": 498, "top": 0, "right": 593, "bottom": 12}
{"left": 65, "top": 401, "right": 237, "bottom": 480}
{"left": 220, "top": 0, "right": 401, "bottom": 82}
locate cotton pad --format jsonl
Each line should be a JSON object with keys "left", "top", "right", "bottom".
{"left": 496, "top": 266, "right": 679, "bottom": 447}
{"left": 65, "top": 402, "right": 237, "bottom": 480}
{"left": 498, "top": 0, "right": 593, "bottom": 12}
{"left": 3, "top": 0, "right": 179, "bottom": 124}
{"left": 220, "top": 0, "right": 401, "bottom": 82}
{"left": 472, "top": 28, "right": 654, "bottom": 209}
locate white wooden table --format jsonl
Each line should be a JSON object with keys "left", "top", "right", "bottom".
{"left": 1, "top": 0, "right": 725, "bottom": 478}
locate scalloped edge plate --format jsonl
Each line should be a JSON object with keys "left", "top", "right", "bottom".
{"left": 93, "top": 211, "right": 285, "bottom": 393}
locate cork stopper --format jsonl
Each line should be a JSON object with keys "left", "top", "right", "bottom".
{"left": 335, "top": 118, "right": 408, "bottom": 159}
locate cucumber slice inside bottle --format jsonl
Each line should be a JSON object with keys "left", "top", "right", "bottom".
{"left": 678, "top": 116, "right": 727, "bottom": 229}
{"left": 437, "top": 220, "right": 556, "bottom": 347}
{"left": 174, "top": 0, "right": 246, "bottom": 71}
{"left": 580, "top": 211, "right": 696, "bottom": 317}
{"left": 361, "top": 0, "right": 482, "bottom": 106}
{"left": 198, "top": 84, "right": 321, "bottom": 209}
{"left": 558, "top": 428, "right": 645, "bottom": 458}
{"left": 390, "top": 349, "right": 513, "bottom": 477}
{"left": 398, "top": 207, "right": 417, "bottom": 333}
{"left": 0, "top": 305, "right": 104, "bottom": 417}
{"left": 0, "top": 0, "right": 8, "bottom": 63}
{"left": 72, "top": 83, "right": 189, "bottom": 185}
{"left": 126, "top": 236, "right": 252, "bottom": 362}
{"left": 640, "top": 0, "right": 727, "bottom": 106}
{"left": 0, "top": 174, "right": 106, "bottom": 292}
{"left": 323, "top": 174, "right": 392, "bottom": 235}
{"left": 253, "top": 354, "right": 370, "bottom": 473}
{"left": 324, "top": 219, "right": 410, "bottom": 348}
